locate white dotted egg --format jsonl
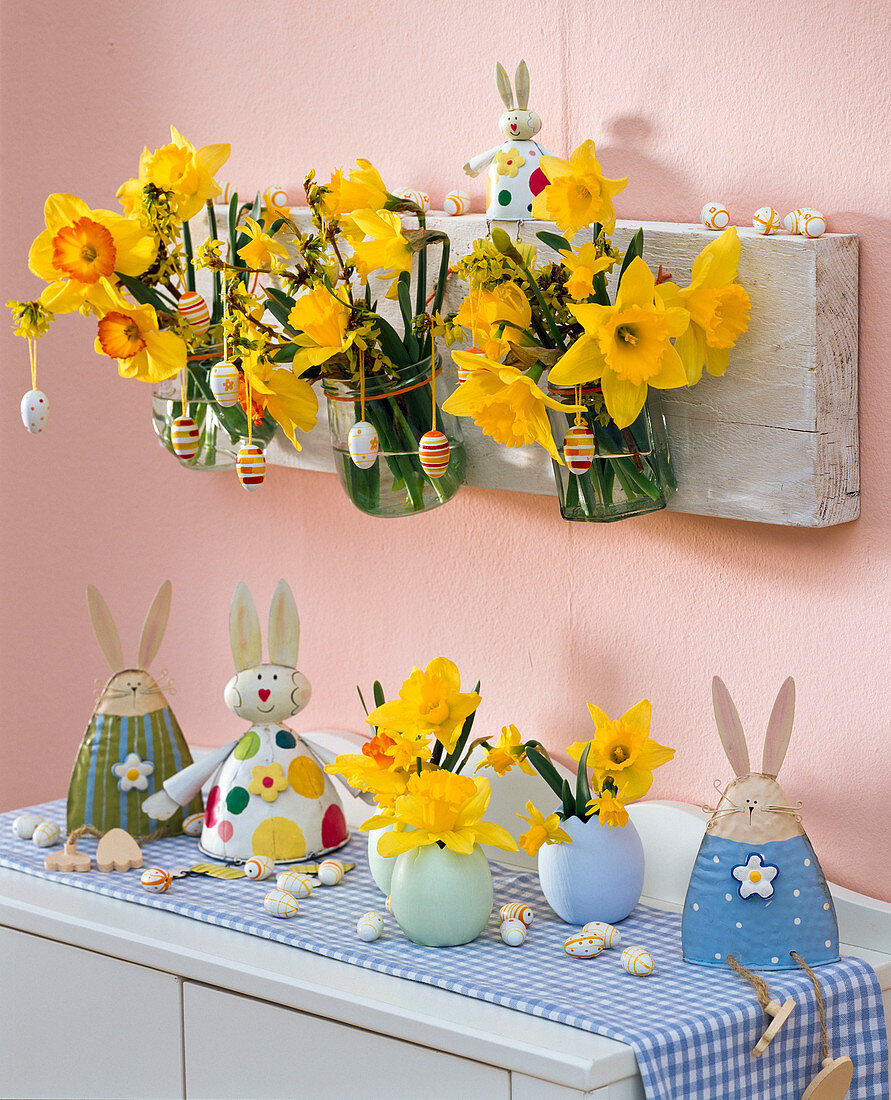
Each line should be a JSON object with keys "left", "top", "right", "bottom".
{"left": 348, "top": 421, "right": 379, "bottom": 469}
{"left": 182, "top": 812, "right": 204, "bottom": 837}
{"left": 209, "top": 361, "right": 241, "bottom": 408}
{"left": 500, "top": 902, "right": 534, "bottom": 927}
{"left": 318, "top": 859, "right": 345, "bottom": 886}
{"left": 563, "top": 931, "right": 605, "bottom": 958}
{"left": 244, "top": 856, "right": 275, "bottom": 881}
{"left": 701, "top": 202, "right": 730, "bottom": 230}
{"left": 32, "top": 821, "right": 61, "bottom": 848}
{"left": 12, "top": 813, "right": 44, "bottom": 839}
{"left": 263, "top": 888, "right": 299, "bottom": 918}
{"left": 622, "top": 946, "right": 655, "bottom": 976}
{"left": 396, "top": 188, "right": 430, "bottom": 212}
{"left": 140, "top": 867, "right": 172, "bottom": 893}
{"left": 753, "top": 206, "right": 782, "bottom": 234}
{"left": 443, "top": 189, "right": 470, "bottom": 216}
{"left": 20, "top": 390, "right": 49, "bottom": 434}
{"left": 276, "top": 870, "right": 313, "bottom": 897}
{"left": 582, "top": 921, "right": 620, "bottom": 948}
{"left": 500, "top": 919, "right": 527, "bottom": 946}
{"left": 356, "top": 911, "right": 384, "bottom": 941}
{"left": 800, "top": 210, "right": 826, "bottom": 238}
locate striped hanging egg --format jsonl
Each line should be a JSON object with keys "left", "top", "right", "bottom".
{"left": 268, "top": 186, "right": 290, "bottom": 208}
{"left": 800, "top": 209, "right": 826, "bottom": 238}
{"left": 20, "top": 389, "right": 49, "bottom": 433}
{"left": 443, "top": 189, "right": 470, "bottom": 216}
{"left": 177, "top": 291, "right": 210, "bottom": 336}
{"left": 244, "top": 855, "right": 274, "bottom": 881}
{"left": 209, "top": 361, "right": 241, "bottom": 408}
{"left": 621, "top": 946, "right": 655, "bottom": 976}
{"left": 500, "top": 902, "right": 534, "bottom": 927}
{"left": 171, "top": 416, "right": 200, "bottom": 460}
{"left": 263, "top": 888, "right": 300, "bottom": 918}
{"left": 236, "top": 444, "right": 266, "bottom": 491}
{"left": 140, "top": 867, "right": 172, "bottom": 893}
{"left": 752, "top": 206, "right": 782, "bottom": 234}
{"left": 396, "top": 188, "right": 430, "bottom": 212}
{"left": 182, "top": 812, "right": 204, "bottom": 837}
{"left": 356, "top": 911, "right": 384, "bottom": 941}
{"left": 783, "top": 208, "right": 807, "bottom": 234}
{"left": 348, "top": 420, "right": 380, "bottom": 469}
{"left": 563, "top": 424, "right": 596, "bottom": 474}
{"left": 500, "top": 919, "right": 527, "bottom": 946}
{"left": 419, "top": 430, "right": 450, "bottom": 478}
{"left": 32, "top": 821, "right": 61, "bottom": 848}
{"left": 456, "top": 349, "right": 483, "bottom": 384}
{"left": 700, "top": 202, "right": 730, "bottom": 230}
{"left": 563, "top": 930, "right": 605, "bottom": 958}
{"left": 276, "top": 870, "right": 313, "bottom": 898}
{"left": 583, "top": 921, "right": 621, "bottom": 948}
{"left": 318, "top": 859, "right": 345, "bottom": 886}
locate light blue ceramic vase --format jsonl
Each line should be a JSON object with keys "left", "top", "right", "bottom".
{"left": 537, "top": 813, "right": 645, "bottom": 925}
{"left": 389, "top": 843, "right": 493, "bottom": 947}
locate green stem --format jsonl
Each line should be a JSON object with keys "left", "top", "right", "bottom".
{"left": 415, "top": 211, "right": 427, "bottom": 318}
{"left": 519, "top": 260, "right": 565, "bottom": 350}
{"left": 182, "top": 221, "right": 196, "bottom": 293}
{"left": 206, "top": 202, "right": 222, "bottom": 324}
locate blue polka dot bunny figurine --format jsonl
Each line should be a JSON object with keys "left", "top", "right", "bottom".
{"left": 463, "top": 60, "right": 555, "bottom": 221}
{"left": 682, "top": 677, "right": 840, "bottom": 970}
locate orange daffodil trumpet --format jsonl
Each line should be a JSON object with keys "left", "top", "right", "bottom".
{"left": 94, "top": 289, "right": 186, "bottom": 383}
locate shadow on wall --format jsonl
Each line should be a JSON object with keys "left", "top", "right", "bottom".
{"left": 595, "top": 116, "right": 698, "bottom": 222}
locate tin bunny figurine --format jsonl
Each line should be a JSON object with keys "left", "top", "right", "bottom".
{"left": 464, "top": 60, "right": 554, "bottom": 220}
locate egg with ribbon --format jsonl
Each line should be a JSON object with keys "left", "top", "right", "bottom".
{"left": 20, "top": 390, "right": 49, "bottom": 434}
{"left": 171, "top": 416, "right": 200, "bottom": 460}
{"left": 236, "top": 444, "right": 266, "bottom": 491}
{"left": 177, "top": 291, "right": 210, "bottom": 336}
{"left": 563, "top": 424, "right": 596, "bottom": 474}
{"left": 209, "top": 361, "right": 241, "bottom": 408}
{"left": 348, "top": 421, "right": 380, "bottom": 469}
{"left": 419, "top": 430, "right": 450, "bottom": 478}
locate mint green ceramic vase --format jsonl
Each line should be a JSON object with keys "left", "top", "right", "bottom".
{"left": 389, "top": 843, "right": 493, "bottom": 947}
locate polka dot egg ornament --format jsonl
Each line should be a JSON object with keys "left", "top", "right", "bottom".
{"left": 276, "top": 870, "right": 313, "bottom": 898}
{"left": 622, "top": 946, "right": 655, "bottom": 976}
{"left": 583, "top": 921, "right": 621, "bottom": 948}
{"left": 396, "top": 188, "right": 430, "bottom": 212}
{"left": 563, "top": 424, "right": 596, "bottom": 474}
{"left": 753, "top": 207, "right": 782, "bottom": 235}
{"left": 500, "top": 902, "right": 534, "bottom": 927}
{"left": 356, "top": 911, "right": 384, "bottom": 942}
{"left": 32, "top": 821, "right": 61, "bottom": 848}
{"left": 443, "top": 189, "right": 470, "bottom": 216}
{"left": 243, "top": 855, "right": 274, "bottom": 881}
{"left": 563, "top": 930, "right": 606, "bottom": 958}
{"left": 209, "top": 361, "right": 241, "bottom": 408}
{"left": 800, "top": 210, "right": 827, "bottom": 238}
{"left": 171, "top": 416, "right": 200, "bottom": 460}
{"left": 263, "top": 888, "right": 300, "bottom": 918}
{"left": 236, "top": 444, "right": 266, "bottom": 491}
{"left": 182, "top": 812, "right": 204, "bottom": 837}
{"left": 419, "top": 430, "right": 450, "bottom": 478}
{"left": 500, "top": 919, "right": 527, "bottom": 946}
{"left": 700, "top": 202, "right": 730, "bottom": 230}
{"left": 12, "top": 813, "right": 44, "bottom": 839}
{"left": 348, "top": 421, "right": 380, "bottom": 469}
{"left": 318, "top": 859, "right": 345, "bottom": 886}
{"left": 20, "top": 389, "right": 49, "bottom": 434}
{"left": 140, "top": 867, "right": 172, "bottom": 893}
{"left": 177, "top": 291, "right": 210, "bottom": 336}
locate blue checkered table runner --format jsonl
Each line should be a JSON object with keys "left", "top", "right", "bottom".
{"left": 1, "top": 801, "right": 887, "bottom": 1099}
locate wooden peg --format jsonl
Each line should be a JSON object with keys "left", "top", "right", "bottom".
{"left": 44, "top": 838, "right": 91, "bottom": 873}
{"left": 96, "top": 828, "right": 143, "bottom": 872}
{"left": 752, "top": 997, "right": 796, "bottom": 1056}
{"left": 800, "top": 1056, "right": 854, "bottom": 1100}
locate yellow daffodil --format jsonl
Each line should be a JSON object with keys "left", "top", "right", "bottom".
{"left": 241, "top": 359, "right": 318, "bottom": 449}
{"left": 286, "top": 285, "right": 356, "bottom": 374}
{"left": 366, "top": 658, "right": 481, "bottom": 756}
{"left": 325, "top": 731, "right": 412, "bottom": 807}
{"left": 383, "top": 728, "right": 433, "bottom": 772}
{"left": 362, "top": 772, "right": 517, "bottom": 856}
{"left": 586, "top": 790, "right": 629, "bottom": 829}
{"left": 516, "top": 801, "right": 572, "bottom": 856}
{"left": 444, "top": 350, "right": 582, "bottom": 463}
{"left": 94, "top": 296, "right": 186, "bottom": 383}
{"left": 531, "top": 140, "right": 627, "bottom": 238}
{"left": 28, "top": 194, "right": 157, "bottom": 314}
{"left": 559, "top": 243, "right": 618, "bottom": 301}
{"left": 348, "top": 209, "right": 413, "bottom": 288}
{"left": 548, "top": 257, "right": 689, "bottom": 428}
{"left": 260, "top": 188, "right": 291, "bottom": 232}
{"left": 237, "top": 216, "right": 290, "bottom": 271}
{"left": 454, "top": 283, "right": 532, "bottom": 360}
{"left": 477, "top": 725, "right": 535, "bottom": 777}
{"left": 118, "top": 126, "right": 230, "bottom": 222}
{"left": 323, "top": 159, "right": 390, "bottom": 218}
{"left": 568, "top": 699, "right": 675, "bottom": 803}
{"left": 7, "top": 300, "right": 54, "bottom": 339}
{"left": 657, "top": 227, "right": 751, "bottom": 384}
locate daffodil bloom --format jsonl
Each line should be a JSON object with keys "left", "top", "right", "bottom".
{"left": 366, "top": 657, "right": 481, "bottom": 756}
{"left": 286, "top": 286, "right": 356, "bottom": 374}
{"left": 323, "top": 159, "right": 389, "bottom": 218}
{"left": 516, "top": 801, "right": 572, "bottom": 856}
{"left": 325, "top": 732, "right": 411, "bottom": 805}
{"left": 548, "top": 257, "right": 689, "bottom": 428}
{"left": 454, "top": 284, "right": 532, "bottom": 359}
{"left": 657, "top": 227, "right": 751, "bottom": 384}
{"left": 477, "top": 725, "right": 535, "bottom": 777}
{"left": 118, "top": 126, "right": 230, "bottom": 222}
{"left": 28, "top": 194, "right": 157, "bottom": 314}
{"left": 241, "top": 359, "right": 319, "bottom": 449}
{"left": 568, "top": 699, "right": 675, "bottom": 803}
{"left": 531, "top": 140, "right": 627, "bottom": 238}
{"left": 94, "top": 297, "right": 186, "bottom": 382}
{"left": 348, "top": 209, "right": 413, "bottom": 287}
{"left": 382, "top": 728, "right": 433, "bottom": 772}
{"left": 444, "top": 350, "right": 581, "bottom": 463}
{"left": 362, "top": 772, "right": 517, "bottom": 856}
{"left": 586, "top": 790, "right": 629, "bottom": 829}
{"left": 237, "top": 217, "right": 290, "bottom": 271}
{"left": 559, "top": 242, "right": 618, "bottom": 301}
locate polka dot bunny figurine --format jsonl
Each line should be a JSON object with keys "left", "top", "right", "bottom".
{"left": 142, "top": 581, "right": 349, "bottom": 865}
{"left": 682, "top": 677, "right": 839, "bottom": 970}
{"left": 463, "top": 60, "right": 555, "bottom": 221}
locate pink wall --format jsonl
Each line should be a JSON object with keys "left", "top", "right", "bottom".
{"left": 1, "top": 1, "right": 888, "bottom": 901}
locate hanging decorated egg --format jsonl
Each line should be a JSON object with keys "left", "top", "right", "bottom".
{"left": 356, "top": 911, "right": 384, "bottom": 942}
{"left": 244, "top": 855, "right": 274, "bottom": 881}
{"left": 783, "top": 209, "right": 806, "bottom": 234}
{"left": 563, "top": 930, "right": 606, "bottom": 958}
{"left": 443, "top": 189, "right": 470, "bottom": 216}
{"left": 348, "top": 420, "right": 380, "bottom": 469}
{"left": 177, "top": 291, "right": 210, "bottom": 336}
{"left": 621, "top": 946, "right": 655, "bottom": 976}
{"left": 583, "top": 921, "right": 621, "bottom": 948}
{"left": 276, "top": 869, "right": 313, "bottom": 897}
{"left": 209, "top": 361, "right": 241, "bottom": 408}
{"left": 500, "top": 919, "right": 527, "bottom": 946}
{"left": 396, "top": 188, "right": 430, "bottom": 212}
{"left": 563, "top": 425, "right": 596, "bottom": 474}
{"left": 263, "top": 888, "right": 300, "bottom": 918}
{"left": 419, "top": 430, "right": 450, "bottom": 478}
{"left": 171, "top": 416, "right": 200, "bottom": 460}
{"left": 752, "top": 207, "right": 782, "bottom": 235}
{"left": 500, "top": 902, "right": 534, "bottom": 927}
{"left": 140, "top": 867, "right": 172, "bottom": 893}
{"left": 236, "top": 444, "right": 266, "bottom": 491}
{"left": 182, "top": 812, "right": 204, "bottom": 837}
{"left": 12, "top": 813, "right": 45, "bottom": 839}
{"left": 700, "top": 202, "right": 730, "bottom": 230}
{"left": 318, "top": 859, "right": 345, "bottom": 886}
{"left": 268, "top": 187, "right": 290, "bottom": 208}
{"left": 32, "top": 821, "right": 61, "bottom": 848}
{"left": 20, "top": 390, "right": 49, "bottom": 434}
{"left": 800, "top": 210, "right": 827, "bottom": 238}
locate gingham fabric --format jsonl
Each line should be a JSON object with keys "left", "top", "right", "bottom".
{"left": 2, "top": 801, "right": 887, "bottom": 1099}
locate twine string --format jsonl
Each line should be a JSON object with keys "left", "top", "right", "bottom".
{"left": 180, "top": 367, "right": 188, "bottom": 419}
{"left": 67, "top": 824, "right": 169, "bottom": 846}
{"left": 792, "top": 951, "right": 830, "bottom": 1061}
{"left": 727, "top": 954, "right": 773, "bottom": 1012}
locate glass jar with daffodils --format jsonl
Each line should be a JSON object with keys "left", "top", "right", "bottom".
{"left": 478, "top": 699, "right": 675, "bottom": 925}
{"left": 325, "top": 659, "right": 517, "bottom": 947}
{"left": 441, "top": 139, "right": 751, "bottom": 522}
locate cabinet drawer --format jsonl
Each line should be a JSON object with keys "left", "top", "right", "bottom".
{"left": 183, "top": 982, "right": 510, "bottom": 1100}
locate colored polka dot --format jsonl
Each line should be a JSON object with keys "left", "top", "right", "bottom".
{"left": 529, "top": 166, "right": 548, "bottom": 194}
{"left": 226, "top": 786, "right": 249, "bottom": 815}
{"left": 234, "top": 731, "right": 260, "bottom": 759}
{"left": 288, "top": 756, "right": 325, "bottom": 799}
{"left": 217, "top": 820, "right": 233, "bottom": 842}
{"left": 715, "top": 953, "right": 721, "bottom": 960}
{"left": 263, "top": 776, "right": 274, "bottom": 788}
{"left": 825, "top": 940, "right": 831, "bottom": 948}
{"left": 794, "top": 889, "right": 800, "bottom": 897}
{"left": 252, "top": 817, "right": 305, "bottom": 861}
{"left": 205, "top": 785, "right": 221, "bottom": 828}
{"left": 771, "top": 957, "right": 779, "bottom": 964}
{"left": 528, "top": 149, "right": 536, "bottom": 156}
{"left": 794, "top": 918, "right": 801, "bottom": 925}
{"left": 527, "top": 203, "right": 532, "bottom": 212}
{"left": 804, "top": 858, "right": 811, "bottom": 867}
{"left": 275, "top": 729, "right": 297, "bottom": 749}
{"left": 692, "top": 903, "right": 699, "bottom": 911}
{"left": 736, "top": 922, "right": 742, "bottom": 929}
{"left": 725, "top": 893, "right": 732, "bottom": 901}
{"left": 322, "top": 802, "right": 348, "bottom": 848}
{"left": 498, "top": 189, "right": 511, "bottom": 206}
{"left": 713, "top": 856, "right": 720, "bottom": 863}
{"left": 823, "top": 903, "right": 830, "bottom": 910}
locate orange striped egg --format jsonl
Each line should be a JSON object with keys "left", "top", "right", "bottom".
{"left": 182, "top": 812, "right": 204, "bottom": 837}
{"left": 236, "top": 444, "right": 266, "bottom": 491}
{"left": 20, "top": 389, "right": 49, "bottom": 433}
{"left": 563, "top": 425, "right": 596, "bottom": 474}
{"left": 385, "top": 894, "right": 393, "bottom": 913}
{"left": 263, "top": 888, "right": 299, "bottom": 918}
{"left": 348, "top": 420, "right": 380, "bottom": 469}
{"left": 443, "top": 189, "right": 470, "bottom": 216}
{"left": 583, "top": 921, "right": 621, "bottom": 948}
{"left": 171, "top": 416, "right": 200, "bottom": 459}
{"left": 753, "top": 206, "right": 782, "bottom": 234}
{"left": 209, "top": 361, "right": 241, "bottom": 408}
{"left": 621, "top": 946, "right": 655, "bottom": 976}
{"left": 220, "top": 181, "right": 236, "bottom": 204}
{"left": 700, "top": 202, "right": 730, "bottom": 230}
{"left": 32, "top": 821, "right": 61, "bottom": 848}
{"left": 177, "top": 291, "right": 210, "bottom": 336}
{"left": 140, "top": 867, "right": 172, "bottom": 893}
{"left": 276, "top": 870, "right": 313, "bottom": 897}
{"left": 268, "top": 187, "right": 290, "bottom": 208}
{"left": 397, "top": 188, "right": 430, "bottom": 212}
{"left": 356, "top": 911, "right": 384, "bottom": 941}
{"left": 318, "top": 859, "right": 345, "bottom": 886}
{"left": 563, "top": 930, "right": 606, "bottom": 958}
{"left": 244, "top": 856, "right": 274, "bottom": 881}
{"left": 783, "top": 208, "right": 806, "bottom": 234}
{"left": 500, "top": 919, "right": 527, "bottom": 946}
{"left": 800, "top": 209, "right": 826, "bottom": 238}
{"left": 500, "top": 902, "right": 534, "bottom": 927}
{"left": 419, "top": 430, "right": 450, "bottom": 478}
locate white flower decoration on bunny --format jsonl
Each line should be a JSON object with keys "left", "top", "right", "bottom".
{"left": 464, "top": 60, "right": 555, "bottom": 221}
{"left": 142, "top": 580, "right": 349, "bottom": 864}
{"left": 681, "top": 676, "right": 840, "bottom": 970}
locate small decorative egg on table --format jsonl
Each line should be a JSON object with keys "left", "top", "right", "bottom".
{"left": 500, "top": 902, "right": 534, "bottom": 927}
{"left": 701, "top": 202, "right": 730, "bottom": 230}
{"left": 32, "top": 821, "right": 61, "bottom": 848}
{"left": 318, "top": 859, "right": 345, "bottom": 886}
{"left": 141, "top": 867, "right": 173, "bottom": 893}
{"left": 563, "top": 929, "right": 606, "bottom": 958}
{"left": 12, "top": 813, "right": 45, "bottom": 839}
{"left": 583, "top": 921, "right": 621, "bottom": 947}
{"left": 752, "top": 206, "right": 782, "bottom": 234}
{"left": 500, "top": 919, "right": 527, "bottom": 946}
{"left": 182, "top": 812, "right": 204, "bottom": 837}
{"left": 277, "top": 869, "right": 313, "bottom": 897}
{"left": 264, "top": 889, "right": 300, "bottom": 919}
{"left": 621, "top": 946, "right": 655, "bottom": 976}
{"left": 443, "top": 189, "right": 470, "bottom": 215}
{"left": 243, "top": 855, "right": 275, "bottom": 881}
{"left": 356, "top": 911, "right": 384, "bottom": 942}
{"left": 800, "top": 210, "right": 827, "bottom": 238}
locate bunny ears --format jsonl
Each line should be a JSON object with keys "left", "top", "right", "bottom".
{"left": 87, "top": 581, "right": 172, "bottom": 673}
{"left": 712, "top": 676, "right": 796, "bottom": 779}
{"left": 230, "top": 579, "right": 300, "bottom": 671}
{"left": 495, "top": 60, "right": 531, "bottom": 109}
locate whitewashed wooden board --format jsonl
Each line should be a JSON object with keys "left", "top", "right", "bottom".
{"left": 194, "top": 209, "right": 859, "bottom": 527}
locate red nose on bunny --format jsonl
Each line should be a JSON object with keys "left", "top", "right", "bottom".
{"left": 258, "top": 688, "right": 271, "bottom": 702}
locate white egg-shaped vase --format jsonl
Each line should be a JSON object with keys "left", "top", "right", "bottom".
{"left": 366, "top": 826, "right": 398, "bottom": 894}
{"left": 389, "top": 843, "right": 493, "bottom": 947}
{"left": 537, "top": 813, "right": 645, "bottom": 925}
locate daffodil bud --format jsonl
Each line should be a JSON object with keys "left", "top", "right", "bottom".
{"left": 490, "top": 227, "right": 523, "bottom": 263}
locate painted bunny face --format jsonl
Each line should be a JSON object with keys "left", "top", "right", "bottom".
{"left": 708, "top": 773, "right": 803, "bottom": 844}
{"left": 224, "top": 664, "right": 311, "bottom": 724}
{"left": 499, "top": 110, "right": 541, "bottom": 140}
{"left": 97, "top": 669, "right": 166, "bottom": 718}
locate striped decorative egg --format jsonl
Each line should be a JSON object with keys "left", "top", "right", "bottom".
{"left": 236, "top": 444, "right": 266, "bottom": 491}
{"left": 443, "top": 189, "right": 470, "bottom": 216}
{"left": 700, "top": 202, "right": 730, "bottom": 230}
{"left": 263, "top": 888, "right": 300, "bottom": 918}
{"left": 244, "top": 856, "right": 274, "bottom": 881}
{"left": 456, "top": 348, "right": 483, "bottom": 384}
{"left": 171, "top": 416, "right": 200, "bottom": 460}
{"left": 583, "top": 921, "right": 621, "bottom": 948}
{"left": 500, "top": 902, "right": 534, "bottom": 927}
{"left": 276, "top": 870, "right": 313, "bottom": 897}
{"left": 356, "top": 911, "right": 384, "bottom": 942}
{"left": 419, "top": 430, "right": 450, "bottom": 478}
{"left": 177, "top": 291, "right": 210, "bottom": 336}
{"left": 348, "top": 420, "right": 380, "bottom": 469}
{"left": 783, "top": 208, "right": 807, "bottom": 234}
{"left": 563, "top": 425, "right": 596, "bottom": 474}
{"left": 12, "top": 813, "right": 44, "bottom": 839}
{"left": 20, "top": 389, "right": 49, "bottom": 434}
{"left": 621, "top": 946, "right": 655, "bottom": 976}
{"left": 220, "top": 181, "right": 236, "bottom": 203}
{"left": 318, "top": 859, "right": 345, "bottom": 886}
{"left": 182, "top": 812, "right": 204, "bottom": 837}
{"left": 209, "top": 361, "right": 241, "bottom": 408}
{"left": 385, "top": 894, "right": 393, "bottom": 913}
{"left": 32, "top": 821, "right": 61, "bottom": 848}
{"left": 800, "top": 209, "right": 826, "bottom": 238}
{"left": 396, "top": 188, "right": 430, "bottom": 212}
{"left": 140, "top": 867, "right": 172, "bottom": 893}
{"left": 563, "top": 930, "right": 606, "bottom": 958}
{"left": 500, "top": 919, "right": 527, "bottom": 946}
{"left": 752, "top": 206, "right": 782, "bottom": 235}
{"left": 268, "top": 187, "right": 290, "bottom": 208}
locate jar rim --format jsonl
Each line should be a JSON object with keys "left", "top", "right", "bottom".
{"left": 322, "top": 353, "right": 442, "bottom": 401}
